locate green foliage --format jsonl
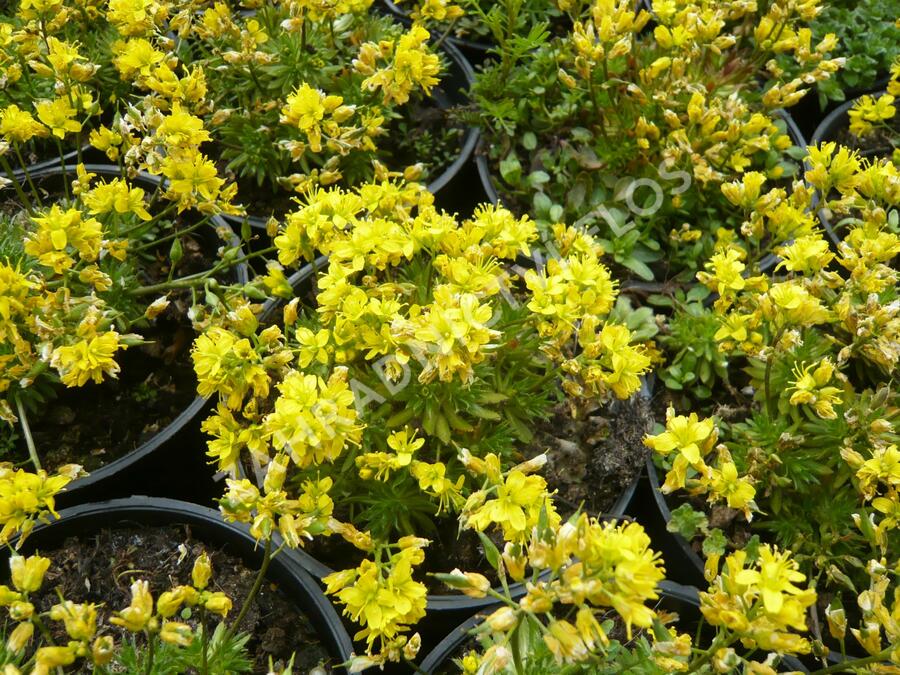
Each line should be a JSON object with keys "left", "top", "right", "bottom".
{"left": 793, "top": 0, "right": 900, "bottom": 105}
{"left": 667, "top": 502, "right": 708, "bottom": 540}
{"left": 651, "top": 286, "right": 727, "bottom": 403}
{"left": 113, "top": 626, "right": 253, "bottom": 675}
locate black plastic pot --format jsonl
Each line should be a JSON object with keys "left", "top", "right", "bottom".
{"left": 644, "top": 458, "right": 706, "bottom": 588}
{"left": 222, "top": 37, "right": 479, "bottom": 232}
{"left": 808, "top": 90, "right": 893, "bottom": 247}
{"left": 6, "top": 164, "right": 249, "bottom": 507}
{"left": 8, "top": 144, "right": 93, "bottom": 179}
{"left": 3, "top": 497, "right": 355, "bottom": 673}
{"left": 417, "top": 580, "right": 809, "bottom": 673}
{"left": 475, "top": 109, "right": 805, "bottom": 277}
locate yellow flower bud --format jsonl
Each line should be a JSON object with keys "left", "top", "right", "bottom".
{"left": 204, "top": 592, "right": 232, "bottom": 616}
{"left": 6, "top": 622, "right": 33, "bottom": 652}
{"left": 34, "top": 645, "right": 76, "bottom": 669}
{"left": 192, "top": 553, "right": 212, "bottom": 590}
{"left": 485, "top": 606, "right": 517, "bottom": 632}
{"left": 157, "top": 587, "right": 187, "bottom": 618}
{"left": 160, "top": 621, "right": 194, "bottom": 647}
{"left": 10, "top": 555, "right": 50, "bottom": 593}
{"left": 8, "top": 601, "right": 33, "bottom": 621}
{"left": 825, "top": 602, "right": 846, "bottom": 641}
{"left": 92, "top": 635, "right": 115, "bottom": 665}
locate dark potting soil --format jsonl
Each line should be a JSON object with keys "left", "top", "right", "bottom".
{"left": 7, "top": 225, "right": 226, "bottom": 475}
{"left": 833, "top": 112, "right": 899, "bottom": 160}
{"left": 19, "top": 525, "right": 332, "bottom": 673}
{"left": 300, "top": 393, "right": 649, "bottom": 594}
{"left": 527, "top": 395, "right": 652, "bottom": 520}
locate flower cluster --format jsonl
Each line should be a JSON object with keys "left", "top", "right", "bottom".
{"left": 472, "top": 0, "right": 844, "bottom": 281}
{"left": 0, "top": 550, "right": 239, "bottom": 674}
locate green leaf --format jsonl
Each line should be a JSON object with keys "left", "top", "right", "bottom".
{"left": 499, "top": 154, "right": 522, "bottom": 184}
{"left": 667, "top": 503, "right": 708, "bottom": 539}
{"left": 701, "top": 528, "right": 727, "bottom": 556}
{"left": 522, "top": 131, "right": 537, "bottom": 150}
{"left": 527, "top": 170, "right": 551, "bottom": 187}
{"left": 477, "top": 531, "right": 501, "bottom": 569}
{"left": 533, "top": 192, "right": 552, "bottom": 217}
{"left": 621, "top": 257, "right": 655, "bottom": 281}
{"left": 548, "top": 204, "right": 564, "bottom": 222}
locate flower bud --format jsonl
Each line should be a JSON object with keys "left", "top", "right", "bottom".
{"left": 6, "top": 622, "right": 33, "bottom": 652}
{"left": 10, "top": 555, "right": 50, "bottom": 593}
{"left": 192, "top": 553, "right": 212, "bottom": 590}
{"left": 485, "top": 606, "right": 517, "bottom": 632}
{"left": 8, "top": 601, "right": 33, "bottom": 621}
{"left": 144, "top": 296, "right": 170, "bottom": 320}
{"left": 157, "top": 588, "right": 186, "bottom": 618}
{"left": 204, "top": 592, "right": 233, "bottom": 616}
{"left": 160, "top": 621, "right": 194, "bottom": 647}
{"left": 402, "top": 633, "right": 421, "bottom": 660}
{"left": 825, "top": 602, "right": 846, "bottom": 641}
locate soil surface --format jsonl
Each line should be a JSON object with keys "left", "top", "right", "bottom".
{"left": 9, "top": 231, "right": 221, "bottom": 475}
{"left": 833, "top": 110, "right": 899, "bottom": 160}
{"left": 528, "top": 395, "right": 651, "bottom": 519}
{"left": 19, "top": 525, "right": 333, "bottom": 673}
{"left": 300, "top": 391, "right": 650, "bottom": 594}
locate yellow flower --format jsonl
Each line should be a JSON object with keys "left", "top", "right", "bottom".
{"left": 160, "top": 151, "right": 227, "bottom": 211}
{"left": 708, "top": 461, "right": 756, "bottom": 517}
{"left": 24, "top": 204, "right": 102, "bottom": 273}
{"left": 113, "top": 38, "right": 165, "bottom": 81}
{"left": 644, "top": 408, "right": 715, "bottom": 466}
{"left": 82, "top": 179, "right": 152, "bottom": 221}
{"left": 50, "top": 332, "right": 124, "bottom": 387}
{"left": 33, "top": 646, "right": 76, "bottom": 671}
{"left": 110, "top": 579, "right": 154, "bottom": 632}
{"left": 0, "top": 468, "right": 73, "bottom": 544}
{"left": 411, "top": 287, "right": 498, "bottom": 384}
{"left": 34, "top": 98, "right": 81, "bottom": 139}
{"left": 156, "top": 102, "right": 210, "bottom": 150}
{"left": 192, "top": 327, "right": 271, "bottom": 410}
{"left": 849, "top": 94, "right": 896, "bottom": 137}
{"left": 409, "top": 461, "right": 464, "bottom": 513}
{"left": 49, "top": 601, "right": 97, "bottom": 641}
{"left": 466, "top": 470, "right": 555, "bottom": 543}
{"left": 281, "top": 83, "right": 345, "bottom": 154}
{"left": 264, "top": 368, "right": 363, "bottom": 467}
{"left": 735, "top": 547, "right": 808, "bottom": 615}
{"left": 0, "top": 105, "right": 47, "bottom": 143}
{"left": 358, "top": 25, "right": 442, "bottom": 105}
{"left": 160, "top": 621, "right": 194, "bottom": 646}
{"left": 787, "top": 359, "right": 842, "bottom": 419}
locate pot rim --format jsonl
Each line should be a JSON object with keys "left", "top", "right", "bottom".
{"left": 7, "top": 163, "right": 249, "bottom": 500}
{"left": 4, "top": 495, "right": 355, "bottom": 673}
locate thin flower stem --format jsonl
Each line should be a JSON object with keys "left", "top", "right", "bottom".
{"left": 55, "top": 138, "right": 70, "bottom": 199}
{"left": 132, "top": 213, "right": 207, "bottom": 253}
{"left": 0, "top": 155, "right": 33, "bottom": 212}
{"left": 230, "top": 536, "right": 275, "bottom": 635}
{"left": 144, "top": 633, "right": 155, "bottom": 675}
{"left": 129, "top": 246, "right": 276, "bottom": 297}
{"left": 13, "top": 145, "right": 42, "bottom": 206}
{"left": 15, "top": 397, "right": 42, "bottom": 472}
{"left": 810, "top": 648, "right": 892, "bottom": 675}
